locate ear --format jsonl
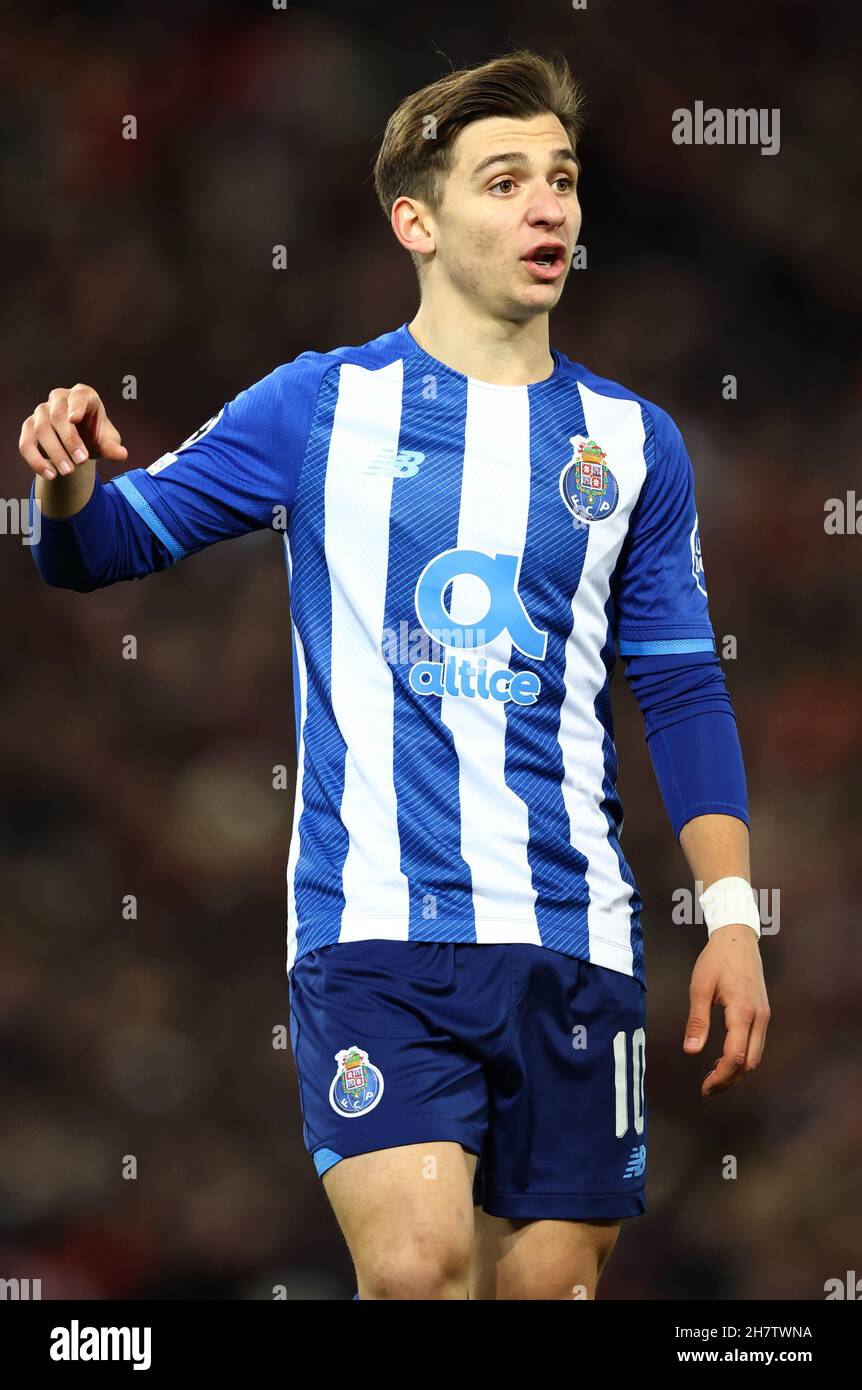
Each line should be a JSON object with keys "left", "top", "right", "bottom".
{"left": 391, "top": 195, "right": 436, "bottom": 258}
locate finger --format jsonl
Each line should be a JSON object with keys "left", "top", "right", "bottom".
{"left": 66, "top": 383, "right": 104, "bottom": 460}
{"left": 741, "top": 1004, "right": 771, "bottom": 1073}
{"left": 703, "top": 1009, "right": 755, "bottom": 1096}
{"left": 32, "top": 403, "right": 75, "bottom": 475}
{"left": 683, "top": 986, "right": 713, "bottom": 1052}
{"left": 96, "top": 416, "right": 127, "bottom": 462}
{"left": 47, "top": 387, "right": 90, "bottom": 465}
{"left": 19, "top": 417, "right": 58, "bottom": 480}
{"left": 66, "top": 383, "right": 99, "bottom": 424}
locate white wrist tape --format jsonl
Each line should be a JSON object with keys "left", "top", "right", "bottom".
{"left": 698, "top": 876, "right": 761, "bottom": 939}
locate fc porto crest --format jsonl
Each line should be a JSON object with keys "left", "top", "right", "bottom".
{"left": 559, "top": 436, "right": 619, "bottom": 524}
{"left": 329, "top": 1044, "right": 384, "bottom": 1117}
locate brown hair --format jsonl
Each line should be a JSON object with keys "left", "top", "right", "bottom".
{"left": 373, "top": 48, "right": 586, "bottom": 264}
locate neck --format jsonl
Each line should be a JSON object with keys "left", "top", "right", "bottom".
{"left": 407, "top": 294, "right": 555, "bottom": 386}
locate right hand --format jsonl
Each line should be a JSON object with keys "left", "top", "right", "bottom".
{"left": 19, "top": 384, "right": 128, "bottom": 481}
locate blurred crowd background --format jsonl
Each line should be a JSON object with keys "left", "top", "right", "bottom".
{"left": 1, "top": 0, "right": 860, "bottom": 1300}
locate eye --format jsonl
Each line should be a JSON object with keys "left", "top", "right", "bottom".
{"left": 489, "top": 173, "right": 575, "bottom": 195}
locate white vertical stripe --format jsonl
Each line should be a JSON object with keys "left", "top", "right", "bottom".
{"left": 443, "top": 383, "right": 540, "bottom": 943}
{"left": 558, "top": 384, "right": 648, "bottom": 973}
{"left": 285, "top": 536, "right": 307, "bottom": 973}
{"left": 326, "top": 360, "right": 411, "bottom": 939}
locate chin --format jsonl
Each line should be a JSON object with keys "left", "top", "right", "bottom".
{"left": 519, "top": 285, "right": 564, "bottom": 312}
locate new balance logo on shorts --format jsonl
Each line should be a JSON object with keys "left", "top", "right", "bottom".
{"left": 623, "top": 1144, "right": 647, "bottom": 1179}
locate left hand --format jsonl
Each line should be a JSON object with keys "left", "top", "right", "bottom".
{"left": 682, "top": 925, "right": 770, "bottom": 1097}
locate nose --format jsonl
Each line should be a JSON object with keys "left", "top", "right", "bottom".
{"left": 527, "top": 182, "right": 570, "bottom": 230}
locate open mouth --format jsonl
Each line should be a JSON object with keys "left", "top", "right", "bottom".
{"left": 522, "top": 245, "right": 566, "bottom": 279}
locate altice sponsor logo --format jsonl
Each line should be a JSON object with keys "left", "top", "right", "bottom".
{"left": 410, "top": 547, "right": 546, "bottom": 706}
{"left": 49, "top": 1320, "right": 152, "bottom": 1371}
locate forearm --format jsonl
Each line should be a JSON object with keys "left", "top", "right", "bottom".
{"left": 34, "top": 459, "right": 96, "bottom": 517}
{"left": 679, "top": 812, "right": 751, "bottom": 890}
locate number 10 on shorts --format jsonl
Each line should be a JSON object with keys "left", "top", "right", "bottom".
{"left": 613, "top": 1028, "right": 645, "bottom": 1137}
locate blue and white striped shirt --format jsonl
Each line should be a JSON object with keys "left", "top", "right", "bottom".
{"left": 111, "top": 321, "right": 717, "bottom": 983}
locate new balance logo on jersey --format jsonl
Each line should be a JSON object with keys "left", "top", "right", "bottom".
{"left": 623, "top": 1143, "right": 647, "bottom": 1179}
{"left": 408, "top": 547, "right": 546, "bottom": 705}
{"left": 365, "top": 448, "right": 425, "bottom": 478}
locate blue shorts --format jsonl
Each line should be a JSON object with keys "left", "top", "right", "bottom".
{"left": 288, "top": 940, "right": 647, "bottom": 1221}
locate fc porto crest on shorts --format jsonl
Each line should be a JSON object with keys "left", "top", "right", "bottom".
{"left": 328, "top": 1044, "right": 384, "bottom": 1117}
{"left": 559, "top": 436, "right": 619, "bottom": 524}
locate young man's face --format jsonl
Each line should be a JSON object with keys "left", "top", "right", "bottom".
{"left": 425, "top": 112, "right": 582, "bottom": 320}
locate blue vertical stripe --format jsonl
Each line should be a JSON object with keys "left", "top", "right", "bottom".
{"left": 288, "top": 372, "right": 350, "bottom": 957}
{"left": 284, "top": 537, "right": 303, "bottom": 769}
{"left": 511, "top": 376, "right": 592, "bottom": 956}
{"left": 386, "top": 357, "right": 477, "bottom": 941}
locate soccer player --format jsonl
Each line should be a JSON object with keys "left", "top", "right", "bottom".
{"left": 21, "top": 49, "right": 770, "bottom": 1300}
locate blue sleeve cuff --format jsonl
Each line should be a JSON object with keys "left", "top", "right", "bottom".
{"left": 111, "top": 472, "right": 187, "bottom": 560}
{"left": 29, "top": 472, "right": 115, "bottom": 591}
{"left": 623, "top": 651, "right": 749, "bottom": 839}
{"left": 648, "top": 716, "right": 750, "bottom": 839}
{"left": 29, "top": 471, "right": 176, "bottom": 590}
{"left": 619, "top": 637, "right": 715, "bottom": 655}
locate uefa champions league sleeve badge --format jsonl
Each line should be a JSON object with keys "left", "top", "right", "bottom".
{"left": 559, "top": 436, "right": 620, "bottom": 525}
{"left": 329, "top": 1045, "right": 385, "bottom": 1117}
